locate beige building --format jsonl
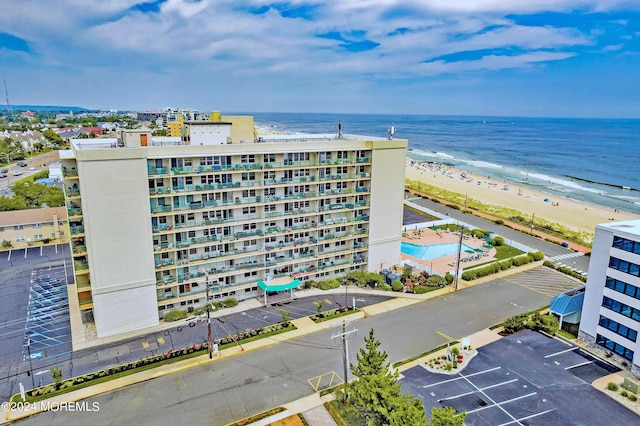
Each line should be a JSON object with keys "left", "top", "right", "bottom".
{"left": 61, "top": 116, "right": 407, "bottom": 344}
{"left": 0, "top": 206, "right": 68, "bottom": 249}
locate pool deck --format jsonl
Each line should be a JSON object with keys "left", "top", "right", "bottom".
{"left": 401, "top": 227, "right": 496, "bottom": 275}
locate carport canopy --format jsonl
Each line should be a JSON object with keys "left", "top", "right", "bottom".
{"left": 258, "top": 276, "right": 301, "bottom": 292}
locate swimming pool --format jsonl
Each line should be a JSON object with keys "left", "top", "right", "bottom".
{"left": 401, "top": 242, "right": 475, "bottom": 261}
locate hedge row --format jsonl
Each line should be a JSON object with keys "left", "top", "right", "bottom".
{"left": 28, "top": 321, "right": 293, "bottom": 397}
{"left": 543, "top": 260, "right": 588, "bottom": 282}
{"left": 461, "top": 252, "right": 543, "bottom": 281}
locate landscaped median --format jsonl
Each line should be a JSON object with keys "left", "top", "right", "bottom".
{"left": 4, "top": 307, "right": 364, "bottom": 421}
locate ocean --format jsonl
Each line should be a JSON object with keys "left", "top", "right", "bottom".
{"left": 246, "top": 113, "right": 640, "bottom": 214}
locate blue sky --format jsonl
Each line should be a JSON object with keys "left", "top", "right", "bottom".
{"left": 0, "top": 0, "right": 639, "bottom": 117}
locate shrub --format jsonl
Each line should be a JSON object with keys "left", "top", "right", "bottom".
{"left": 621, "top": 390, "right": 629, "bottom": 397}
{"left": 529, "top": 251, "right": 544, "bottom": 261}
{"left": 164, "top": 309, "right": 188, "bottom": 322}
{"left": 494, "top": 219, "right": 504, "bottom": 225}
{"left": 607, "top": 382, "right": 619, "bottom": 391}
{"left": 425, "top": 275, "right": 447, "bottom": 287}
{"left": 629, "top": 393, "right": 638, "bottom": 402}
{"left": 499, "top": 259, "right": 512, "bottom": 270}
{"left": 473, "top": 229, "right": 486, "bottom": 239}
{"left": 414, "top": 285, "right": 430, "bottom": 294}
{"left": 503, "top": 314, "right": 528, "bottom": 334}
{"left": 444, "top": 272, "right": 454, "bottom": 285}
{"left": 318, "top": 278, "right": 341, "bottom": 290}
{"left": 494, "top": 236, "right": 505, "bottom": 246}
{"left": 451, "top": 347, "right": 460, "bottom": 357}
{"left": 391, "top": 280, "right": 403, "bottom": 292}
{"left": 527, "top": 313, "right": 559, "bottom": 335}
{"left": 378, "top": 283, "right": 392, "bottom": 291}
{"left": 222, "top": 297, "right": 238, "bottom": 307}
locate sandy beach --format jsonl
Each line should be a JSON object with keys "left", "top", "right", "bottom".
{"left": 406, "top": 160, "right": 640, "bottom": 237}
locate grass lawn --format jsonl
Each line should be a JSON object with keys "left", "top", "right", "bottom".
{"left": 494, "top": 245, "right": 525, "bottom": 260}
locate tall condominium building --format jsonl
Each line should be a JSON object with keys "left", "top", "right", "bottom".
{"left": 61, "top": 116, "right": 407, "bottom": 345}
{"left": 579, "top": 220, "right": 640, "bottom": 377}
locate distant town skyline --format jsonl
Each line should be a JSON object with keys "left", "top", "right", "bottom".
{"left": 1, "top": 1, "right": 639, "bottom": 118}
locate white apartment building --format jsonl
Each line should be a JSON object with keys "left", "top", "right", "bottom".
{"left": 61, "top": 118, "right": 407, "bottom": 346}
{"left": 579, "top": 220, "right": 640, "bottom": 377}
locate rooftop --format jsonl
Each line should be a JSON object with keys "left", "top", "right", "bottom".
{"left": 597, "top": 219, "right": 640, "bottom": 237}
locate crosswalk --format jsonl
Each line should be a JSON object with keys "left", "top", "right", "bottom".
{"left": 549, "top": 252, "right": 588, "bottom": 277}
{"left": 550, "top": 252, "right": 584, "bottom": 261}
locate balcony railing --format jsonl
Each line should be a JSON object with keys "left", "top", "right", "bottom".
{"left": 70, "top": 226, "right": 85, "bottom": 235}
{"left": 68, "top": 207, "right": 83, "bottom": 217}
{"left": 66, "top": 188, "right": 81, "bottom": 197}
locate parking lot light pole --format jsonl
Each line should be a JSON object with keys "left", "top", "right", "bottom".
{"left": 25, "top": 336, "right": 35, "bottom": 389}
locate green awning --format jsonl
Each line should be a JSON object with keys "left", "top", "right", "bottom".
{"left": 258, "top": 277, "right": 301, "bottom": 292}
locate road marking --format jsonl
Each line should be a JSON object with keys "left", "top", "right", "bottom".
{"left": 498, "top": 408, "right": 557, "bottom": 426}
{"left": 466, "top": 391, "right": 538, "bottom": 414}
{"left": 438, "top": 379, "right": 518, "bottom": 402}
{"left": 565, "top": 360, "right": 594, "bottom": 370}
{"left": 545, "top": 346, "right": 578, "bottom": 358}
{"left": 423, "top": 366, "right": 501, "bottom": 388}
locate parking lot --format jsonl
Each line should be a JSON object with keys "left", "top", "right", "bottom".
{"left": 401, "top": 330, "right": 635, "bottom": 425}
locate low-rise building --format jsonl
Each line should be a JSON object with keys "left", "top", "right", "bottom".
{"left": 0, "top": 207, "right": 68, "bottom": 249}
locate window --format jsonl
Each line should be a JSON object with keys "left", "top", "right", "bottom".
{"left": 32, "top": 223, "right": 42, "bottom": 228}
{"left": 599, "top": 315, "right": 638, "bottom": 341}
{"left": 613, "top": 236, "right": 640, "bottom": 255}
{"left": 34, "top": 235, "right": 43, "bottom": 240}
{"left": 596, "top": 334, "right": 634, "bottom": 361}
{"left": 14, "top": 225, "right": 24, "bottom": 230}
{"left": 16, "top": 236, "right": 26, "bottom": 242}
{"left": 0, "top": 227, "right": 4, "bottom": 232}
{"left": 609, "top": 257, "right": 640, "bottom": 277}
{"left": 605, "top": 277, "right": 640, "bottom": 299}
{"left": 602, "top": 296, "right": 640, "bottom": 322}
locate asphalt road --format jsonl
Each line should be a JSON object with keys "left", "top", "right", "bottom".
{"left": 0, "top": 151, "right": 59, "bottom": 193}
{"left": 406, "top": 197, "right": 591, "bottom": 273}
{"left": 15, "top": 271, "right": 554, "bottom": 425}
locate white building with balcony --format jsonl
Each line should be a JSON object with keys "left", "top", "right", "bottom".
{"left": 60, "top": 117, "right": 407, "bottom": 346}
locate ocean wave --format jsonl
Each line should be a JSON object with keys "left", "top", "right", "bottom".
{"left": 526, "top": 173, "right": 608, "bottom": 195}
{"left": 410, "top": 149, "right": 455, "bottom": 159}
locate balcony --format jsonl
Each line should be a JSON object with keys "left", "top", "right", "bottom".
{"left": 155, "top": 259, "right": 175, "bottom": 269}
{"left": 66, "top": 188, "right": 81, "bottom": 198}
{"left": 70, "top": 226, "right": 85, "bottom": 235}
{"left": 356, "top": 157, "right": 370, "bottom": 163}
{"left": 148, "top": 167, "right": 170, "bottom": 176}
{"left": 62, "top": 168, "right": 78, "bottom": 178}
{"left": 151, "top": 205, "right": 172, "bottom": 214}
{"left": 72, "top": 245, "right": 87, "bottom": 255}
{"left": 67, "top": 207, "right": 83, "bottom": 217}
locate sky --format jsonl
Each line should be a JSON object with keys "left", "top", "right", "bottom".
{"left": 1, "top": 0, "right": 639, "bottom": 118}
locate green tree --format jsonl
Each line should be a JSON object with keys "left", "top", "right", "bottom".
{"left": 312, "top": 299, "right": 325, "bottom": 313}
{"left": 349, "top": 329, "right": 427, "bottom": 425}
{"left": 0, "top": 195, "right": 28, "bottom": 211}
{"left": 428, "top": 406, "right": 466, "bottom": 426}
{"left": 279, "top": 309, "right": 291, "bottom": 322}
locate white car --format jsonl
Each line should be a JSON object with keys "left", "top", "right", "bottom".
{"left": 29, "top": 167, "right": 36, "bottom": 171}
{"left": 13, "top": 171, "right": 23, "bottom": 176}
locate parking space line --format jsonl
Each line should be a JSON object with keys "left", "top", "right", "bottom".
{"left": 439, "top": 378, "right": 518, "bottom": 402}
{"left": 459, "top": 372, "right": 526, "bottom": 425}
{"left": 565, "top": 360, "right": 594, "bottom": 370}
{"left": 498, "top": 408, "right": 557, "bottom": 426}
{"left": 545, "top": 346, "right": 578, "bottom": 358}
{"left": 423, "top": 366, "right": 502, "bottom": 388}
{"left": 467, "top": 391, "right": 538, "bottom": 415}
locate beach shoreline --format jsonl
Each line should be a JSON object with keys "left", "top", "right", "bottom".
{"left": 405, "top": 160, "right": 640, "bottom": 239}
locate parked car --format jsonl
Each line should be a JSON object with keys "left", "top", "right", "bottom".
{"left": 13, "top": 170, "right": 22, "bottom": 176}
{"left": 29, "top": 167, "right": 36, "bottom": 171}
{"left": 0, "top": 168, "right": 8, "bottom": 173}
{"left": 17, "top": 161, "right": 28, "bottom": 167}
{"left": 0, "top": 174, "right": 7, "bottom": 178}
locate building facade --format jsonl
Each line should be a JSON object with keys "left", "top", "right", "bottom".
{"left": 61, "top": 117, "right": 407, "bottom": 344}
{"left": 579, "top": 220, "right": 640, "bottom": 377}
{"left": 0, "top": 206, "right": 68, "bottom": 250}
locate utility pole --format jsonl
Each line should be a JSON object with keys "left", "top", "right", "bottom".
{"left": 204, "top": 271, "right": 213, "bottom": 359}
{"left": 453, "top": 224, "right": 465, "bottom": 292}
{"left": 530, "top": 213, "right": 535, "bottom": 233}
{"left": 332, "top": 320, "right": 357, "bottom": 401}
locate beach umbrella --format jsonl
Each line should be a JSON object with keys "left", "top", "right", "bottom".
{"left": 486, "top": 238, "right": 495, "bottom": 244}
{"left": 473, "top": 248, "right": 484, "bottom": 253}
{"left": 464, "top": 249, "right": 475, "bottom": 254}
